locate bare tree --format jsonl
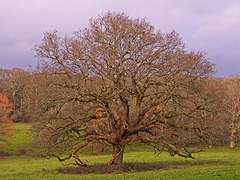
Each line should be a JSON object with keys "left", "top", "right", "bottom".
{"left": 0, "top": 68, "right": 29, "bottom": 122}
{"left": 34, "top": 11, "right": 214, "bottom": 164}
{"left": 219, "top": 75, "right": 240, "bottom": 148}
{"left": 196, "top": 77, "right": 230, "bottom": 147}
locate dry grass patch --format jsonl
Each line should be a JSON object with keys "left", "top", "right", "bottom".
{"left": 53, "top": 160, "right": 227, "bottom": 175}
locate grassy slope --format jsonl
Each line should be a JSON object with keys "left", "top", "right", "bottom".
{"left": 0, "top": 123, "right": 240, "bottom": 179}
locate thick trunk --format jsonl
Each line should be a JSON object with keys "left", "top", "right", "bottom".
{"left": 110, "top": 145, "right": 125, "bottom": 164}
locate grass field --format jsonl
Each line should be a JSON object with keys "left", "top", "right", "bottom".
{"left": 0, "top": 123, "right": 33, "bottom": 155}
{"left": 0, "top": 124, "right": 240, "bottom": 179}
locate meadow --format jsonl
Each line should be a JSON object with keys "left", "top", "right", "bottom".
{"left": 0, "top": 124, "right": 239, "bottom": 179}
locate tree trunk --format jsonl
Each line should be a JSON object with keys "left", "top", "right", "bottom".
{"left": 230, "top": 121, "right": 236, "bottom": 148}
{"left": 230, "top": 131, "right": 236, "bottom": 148}
{"left": 110, "top": 145, "right": 125, "bottom": 164}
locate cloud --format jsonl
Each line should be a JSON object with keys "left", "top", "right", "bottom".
{"left": 192, "top": 2, "right": 240, "bottom": 40}
{"left": 0, "top": 0, "right": 239, "bottom": 76}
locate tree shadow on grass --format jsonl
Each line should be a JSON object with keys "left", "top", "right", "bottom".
{"left": 49, "top": 160, "right": 228, "bottom": 175}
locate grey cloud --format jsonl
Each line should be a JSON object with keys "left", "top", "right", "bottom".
{"left": 0, "top": 0, "right": 239, "bottom": 76}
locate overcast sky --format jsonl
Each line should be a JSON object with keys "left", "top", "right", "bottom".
{"left": 1, "top": 0, "right": 240, "bottom": 77}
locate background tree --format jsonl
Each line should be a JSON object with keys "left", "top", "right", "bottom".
{"left": 8, "top": 69, "right": 26, "bottom": 122}
{"left": 0, "top": 94, "right": 13, "bottom": 143}
{"left": 0, "top": 68, "right": 11, "bottom": 97}
{"left": 219, "top": 75, "right": 240, "bottom": 148}
{"left": 0, "top": 68, "right": 31, "bottom": 123}
{"left": 197, "top": 77, "right": 229, "bottom": 147}
{"left": 34, "top": 11, "right": 214, "bottom": 165}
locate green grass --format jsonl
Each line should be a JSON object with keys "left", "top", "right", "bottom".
{"left": 0, "top": 148, "right": 240, "bottom": 179}
{"left": 0, "top": 123, "right": 240, "bottom": 179}
{"left": 0, "top": 123, "right": 33, "bottom": 155}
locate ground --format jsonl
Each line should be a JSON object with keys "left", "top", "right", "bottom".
{"left": 0, "top": 124, "right": 239, "bottom": 179}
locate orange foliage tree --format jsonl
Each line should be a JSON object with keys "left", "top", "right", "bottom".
{"left": 0, "top": 94, "right": 13, "bottom": 142}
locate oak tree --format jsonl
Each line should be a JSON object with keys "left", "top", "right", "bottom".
{"left": 34, "top": 11, "right": 214, "bottom": 164}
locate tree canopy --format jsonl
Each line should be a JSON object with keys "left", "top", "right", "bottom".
{"left": 34, "top": 11, "right": 215, "bottom": 164}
